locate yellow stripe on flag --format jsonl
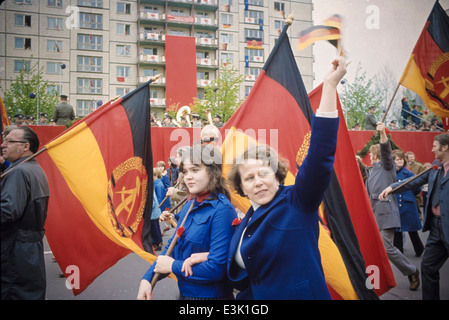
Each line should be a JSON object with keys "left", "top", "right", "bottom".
{"left": 46, "top": 123, "right": 156, "bottom": 264}
{"left": 399, "top": 54, "right": 449, "bottom": 118}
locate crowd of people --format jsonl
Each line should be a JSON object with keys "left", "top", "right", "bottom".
{"left": 355, "top": 98, "right": 444, "bottom": 132}
{"left": 11, "top": 95, "right": 76, "bottom": 127}
{"left": 1, "top": 56, "right": 448, "bottom": 301}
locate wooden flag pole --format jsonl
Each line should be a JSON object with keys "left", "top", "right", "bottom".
{"left": 381, "top": 82, "right": 401, "bottom": 123}
{"left": 150, "top": 200, "right": 195, "bottom": 289}
{"left": 390, "top": 162, "right": 440, "bottom": 194}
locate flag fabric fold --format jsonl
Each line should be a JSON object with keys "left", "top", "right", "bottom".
{"left": 222, "top": 23, "right": 394, "bottom": 299}
{"left": 1, "top": 96, "right": 11, "bottom": 136}
{"left": 399, "top": 0, "right": 449, "bottom": 118}
{"left": 42, "top": 81, "right": 155, "bottom": 295}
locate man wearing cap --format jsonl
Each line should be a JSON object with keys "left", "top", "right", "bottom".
{"left": 365, "top": 106, "right": 377, "bottom": 130}
{"left": 53, "top": 95, "right": 75, "bottom": 126}
{"left": 213, "top": 114, "right": 224, "bottom": 128}
{"left": 191, "top": 114, "right": 202, "bottom": 128}
{"left": 162, "top": 113, "right": 176, "bottom": 127}
{"left": 13, "top": 114, "right": 24, "bottom": 125}
{"left": 39, "top": 113, "right": 48, "bottom": 125}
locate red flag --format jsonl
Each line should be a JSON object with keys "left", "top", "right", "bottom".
{"left": 41, "top": 81, "right": 156, "bottom": 295}
{"left": 221, "top": 24, "right": 394, "bottom": 299}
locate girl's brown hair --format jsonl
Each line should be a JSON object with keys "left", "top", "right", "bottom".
{"left": 179, "top": 145, "right": 230, "bottom": 200}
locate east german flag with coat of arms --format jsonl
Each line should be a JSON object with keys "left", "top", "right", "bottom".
{"left": 400, "top": 0, "right": 449, "bottom": 118}
{"left": 221, "top": 22, "right": 395, "bottom": 299}
{"left": 41, "top": 81, "right": 155, "bottom": 295}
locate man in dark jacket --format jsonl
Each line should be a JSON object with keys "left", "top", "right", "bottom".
{"left": 365, "top": 122, "right": 419, "bottom": 291}
{"left": 53, "top": 94, "right": 75, "bottom": 126}
{"left": 1, "top": 126, "right": 49, "bottom": 300}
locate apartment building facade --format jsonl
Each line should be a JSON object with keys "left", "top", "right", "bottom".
{"left": 0, "top": 0, "right": 313, "bottom": 117}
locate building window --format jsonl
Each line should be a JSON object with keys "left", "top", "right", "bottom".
{"left": 14, "top": 37, "right": 31, "bottom": 50}
{"left": 78, "top": 78, "right": 102, "bottom": 94}
{"left": 220, "top": 52, "right": 234, "bottom": 64}
{"left": 46, "top": 62, "right": 62, "bottom": 74}
{"left": 47, "top": 40, "right": 63, "bottom": 52}
{"left": 78, "top": 56, "right": 102, "bottom": 72}
{"left": 78, "top": 0, "right": 103, "bottom": 8}
{"left": 244, "top": 10, "right": 263, "bottom": 22}
{"left": 14, "top": 14, "right": 31, "bottom": 27}
{"left": 48, "top": 0, "right": 62, "bottom": 8}
{"left": 117, "top": 66, "right": 130, "bottom": 77}
{"left": 14, "top": 0, "right": 31, "bottom": 4}
{"left": 117, "top": 45, "right": 131, "bottom": 56}
{"left": 143, "top": 69, "right": 158, "bottom": 77}
{"left": 274, "top": 2, "right": 285, "bottom": 12}
{"left": 245, "top": 86, "right": 252, "bottom": 97}
{"left": 77, "top": 34, "right": 102, "bottom": 51}
{"left": 47, "top": 85, "right": 61, "bottom": 95}
{"left": 116, "top": 87, "right": 131, "bottom": 96}
{"left": 197, "top": 71, "right": 209, "bottom": 80}
{"left": 245, "top": 48, "right": 263, "bottom": 61}
{"left": 14, "top": 60, "right": 31, "bottom": 72}
{"left": 143, "top": 48, "right": 157, "bottom": 55}
{"left": 117, "top": 23, "right": 131, "bottom": 35}
{"left": 248, "top": 0, "right": 263, "bottom": 6}
{"left": 221, "top": 13, "right": 232, "bottom": 27}
{"left": 79, "top": 13, "right": 102, "bottom": 29}
{"left": 117, "top": 2, "right": 131, "bottom": 14}
{"left": 77, "top": 100, "right": 94, "bottom": 116}
{"left": 244, "top": 28, "right": 263, "bottom": 39}
{"left": 48, "top": 17, "right": 63, "bottom": 30}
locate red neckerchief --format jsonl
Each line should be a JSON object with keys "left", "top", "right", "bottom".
{"left": 195, "top": 191, "right": 211, "bottom": 203}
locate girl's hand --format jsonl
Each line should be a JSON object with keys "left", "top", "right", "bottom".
{"left": 154, "top": 255, "right": 174, "bottom": 274}
{"left": 137, "top": 279, "right": 154, "bottom": 300}
{"left": 181, "top": 252, "right": 209, "bottom": 277}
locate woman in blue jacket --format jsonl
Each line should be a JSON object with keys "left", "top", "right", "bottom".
{"left": 392, "top": 150, "right": 424, "bottom": 257}
{"left": 137, "top": 145, "right": 237, "bottom": 300}
{"left": 183, "top": 56, "right": 347, "bottom": 300}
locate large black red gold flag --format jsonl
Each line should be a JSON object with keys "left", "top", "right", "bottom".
{"left": 400, "top": 0, "right": 449, "bottom": 118}
{"left": 41, "top": 81, "right": 156, "bottom": 295}
{"left": 221, "top": 23, "right": 395, "bottom": 299}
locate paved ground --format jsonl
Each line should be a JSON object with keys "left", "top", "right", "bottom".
{"left": 44, "top": 224, "right": 448, "bottom": 300}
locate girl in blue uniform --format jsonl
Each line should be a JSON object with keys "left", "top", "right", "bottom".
{"left": 392, "top": 149, "right": 424, "bottom": 256}
{"left": 137, "top": 145, "right": 237, "bottom": 300}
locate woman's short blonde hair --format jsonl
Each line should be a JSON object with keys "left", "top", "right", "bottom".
{"left": 228, "top": 144, "right": 289, "bottom": 197}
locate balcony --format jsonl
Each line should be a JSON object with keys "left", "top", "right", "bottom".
{"left": 139, "top": 54, "right": 166, "bottom": 67}
{"left": 150, "top": 98, "right": 166, "bottom": 106}
{"left": 198, "top": 79, "right": 212, "bottom": 87}
{"left": 140, "top": 76, "right": 166, "bottom": 86}
{"left": 196, "top": 58, "right": 218, "bottom": 70}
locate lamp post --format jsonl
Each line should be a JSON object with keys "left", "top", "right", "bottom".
{"left": 59, "top": 63, "right": 66, "bottom": 96}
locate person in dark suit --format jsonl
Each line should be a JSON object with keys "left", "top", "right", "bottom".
{"left": 1, "top": 127, "right": 49, "bottom": 299}
{"left": 364, "top": 106, "right": 377, "bottom": 130}
{"left": 53, "top": 95, "right": 75, "bottom": 126}
{"left": 380, "top": 132, "right": 449, "bottom": 300}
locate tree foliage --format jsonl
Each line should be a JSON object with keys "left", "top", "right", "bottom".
{"left": 190, "top": 63, "right": 245, "bottom": 122}
{"left": 1, "top": 61, "right": 59, "bottom": 120}
{"left": 339, "top": 63, "right": 384, "bottom": 129}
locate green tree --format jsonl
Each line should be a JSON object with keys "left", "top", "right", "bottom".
{"left": 339, "top": 63, "right": 384, "bottom": 129}
{"left": 191, "top": 63, "right": 245, "bottom": 122}
{"left": 1, "top": 60, "right": 59, "bottom": 121}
